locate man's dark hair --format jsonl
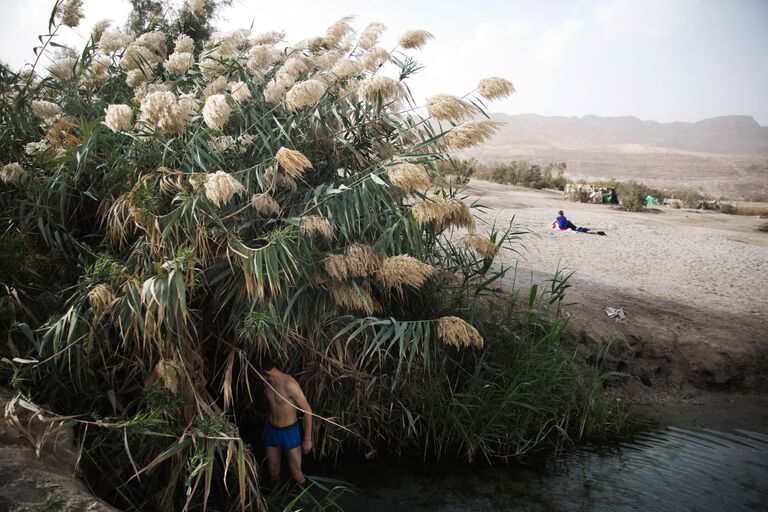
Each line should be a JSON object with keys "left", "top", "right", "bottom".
{"left": 259, "top": 354, "right": 275, "bottom": 373}
{"left": 558, "top": 210, "right": 564, "bottom": 216}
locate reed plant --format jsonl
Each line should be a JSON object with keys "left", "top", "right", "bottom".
{"left": 0, "top": 2, "right": 624, "bottom": 510}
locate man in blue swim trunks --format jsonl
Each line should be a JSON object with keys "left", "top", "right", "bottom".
{"left": 261, "top": 357, "right": 313, "bottom": 484}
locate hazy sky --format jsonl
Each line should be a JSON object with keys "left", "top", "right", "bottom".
{"left": 1, "top": 0, "right": 766, "bottom": 124}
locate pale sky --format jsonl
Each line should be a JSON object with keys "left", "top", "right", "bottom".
{"left": 1, "top": 0, "right": 766, "bottom": 125}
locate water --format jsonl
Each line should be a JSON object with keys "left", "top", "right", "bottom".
{"left": 336, "top": 421, "right": 768, "bottom": 511}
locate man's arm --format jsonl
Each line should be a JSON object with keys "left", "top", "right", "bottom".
{"left": 289, "top": 380, "right": 313, "bottom": 454}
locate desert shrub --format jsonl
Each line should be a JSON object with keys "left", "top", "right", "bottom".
{"left": 472, "top": 160, "right": 567, "bottom": 190}
{"left": 619, "top": 181, "right": 648, "bottom": 211}
{"left": 571, "top": 189, "right": 590, "bottom": 203}
{"left": 435, "top": 157, "right": 476, "bottom": 184}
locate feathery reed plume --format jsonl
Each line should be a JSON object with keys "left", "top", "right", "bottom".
{"left": 317, "top": 50, "right": 343, "bottom": 70}
{"left": 0, "top": 163, "right": 27, "bottom": 186}
{"left": 426, "top": 94, "right": 476, "bottom": 121}
{"left": 444, "top": 120, "right": 502, "bottom": 150}
{"left": 31, "top": 100, "right": 61, "bottom": 121}
{"left": 250, "top": 193, "right": 280, "bottom": 216}
{"left": 90, "top": 19, "right": 112, "bottom": 43}
{"left": 359, "top": 76, "right": 403, "bottom": 103}
{"left": 204, "top": 171, "right": 245, "bottom": 207}
{"left": 386, "top": 163, "right": 431, "bottom": 193}
{"left": 412, "top": 196, "right": 476, "bottom": 232}
{"left": 331, "top": 58, "right": 361, "bottom": 79}
{"left": 187, "top": 0, "right": 204, "bottom": 16}
{"left": 88, "top": 284, "right": 114, "bottom": 316}
{"left": 375, "top": 255, "right": 437, "bottom": 292}
{"left": 251, "top": 31, "right": 285, "bottom": 46}
{"left": 262, "top": 169, "right": 298, "bottom": 192}
{"left": 164, "top": 51, "right": 193, "bottom": 76}
{"left": 203, "top": 76, "right": 227, "bottom": 98}
{"left": 137, "top": 92, "right": 195, "bottom": 134}
{"left": 188, "top": 173, "right": 207, "bottom": 191}
{"left": 202, "top": 94, "right": 231, "bottom": 130}
{"left": 103, "top": 104, "right": 132, "bottom": 133}
{"left": 247, "top": 45, "right": 279, "bottom": 73}
{"left": 153, "top": 359, "right": 179, "bottom": 394}
{"left": 263, "top": 74, "right": 294, "bottom": 103}
{"left": 437, "top": 316, "right": 484, "bottom": 349}
{"left": 174, "top": 34, "right": 195, "bottom": 53}
{"left": 477, "top": 77, "right": 515, "bottom": 100}
{"left": 133, "top": 82, "right": 170, "bottom": 103}
{"left": 228, "top": 81, "right": 252, "bottom": 103}
{"left": 323, "top": 254, "right": 348, "bottom": 281}
{"left": 460, "top": 233, "right": 498, "bottom": 258}
{"left": 399, "top": 30, "right": 434, "bottom": 50}
{"left": 300, "top": 215, "right": 333, "bottom": 239}
{"left": 57, "top": 0, "right": 84, "bottom": 27}
{"left": 24, "top": 140, "right": 51, "bottom": 156}
{"left": 121, "top": 44, "right": 162, "bottom": 71}
{"left": 99, "top": 29, "right": 133, "bottom": 54}
{"left": 359, "top": 47, "right": 390, "bottom": 71}
{"left": 325, "top": 16, "right": 356, "bottom": 46}
{"left": 281, "top": 56, "right": 312, "bottom": 79}
{"left": 48, "top": 57, "right": 76, "bottom": 81}
{"left": 126, "top": 67, "right": 152, "bottom": 88}
{"left": 45, "top": 116, "right": 80, "bottom": 147}
{"left": 83, "top": 56, "right": 111, "bottom": 87}
{"left": 285, "top": 79, "right": 326, "bottom": 111}
{"left": 328, "top": 282, "right": 377, "bottom": 315}
{"left": 209, "top": 135, "right": 236, "bottom": 152}
{"left": 323, "top": 244, "right": 381, "bottom": 280}
{"left": 344, "top": 244, "right": 382, "bottom": 277}
{"left": 275, "top": 147, "right": 312, "bottom": 178}
{"left": 357, "top": 22, "right": 386, "bottom": 50}
{"left": 199, "top": 52, "right": 227, "bottom": 81}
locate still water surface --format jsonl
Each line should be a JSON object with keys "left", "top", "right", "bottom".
{"left": 338, "top": 422, "right": 768, "bottom": 511}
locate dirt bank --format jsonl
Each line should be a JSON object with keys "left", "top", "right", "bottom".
{"left": 463, "top": 180, "right": 768, "bottom": 396}
{"left": 0, "top": 390, "right": 118, "bottom": 512}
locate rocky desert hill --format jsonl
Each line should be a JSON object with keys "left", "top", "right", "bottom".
{"left": 464, "top": 114, "right": 768, "bottom": 199}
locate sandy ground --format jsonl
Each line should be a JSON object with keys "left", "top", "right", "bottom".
{"left": 462, "top": 179, "right": 768, "bottom": 395}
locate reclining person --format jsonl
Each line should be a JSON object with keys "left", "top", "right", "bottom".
{"left": 551, "top": 210, "right": 578, "bottom": 231}
{"left": 550, "top": 210, "right": 606, "bottom": 235}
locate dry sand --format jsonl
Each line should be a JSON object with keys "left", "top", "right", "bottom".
{"left": 462, "top": 179, "right": 768, "bottom": 395}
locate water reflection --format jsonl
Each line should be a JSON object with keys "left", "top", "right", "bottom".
{"left": 339, "top": 427, "right": 768, "bottom": 511}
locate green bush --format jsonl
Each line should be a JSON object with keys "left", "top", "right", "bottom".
{"left": 470, "top": 160, "right": 567, "bottom": 190}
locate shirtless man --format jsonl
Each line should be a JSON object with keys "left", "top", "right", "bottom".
{"left": 261, "top": 356, "right": 313, "bottom": 484}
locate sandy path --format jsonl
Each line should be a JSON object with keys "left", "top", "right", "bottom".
{"left": 461, "top": 180, "right": 768, "bottom": 393}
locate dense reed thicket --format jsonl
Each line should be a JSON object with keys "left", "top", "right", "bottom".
{"left": 0, "top": 1, "right": 625, "bottom": 510}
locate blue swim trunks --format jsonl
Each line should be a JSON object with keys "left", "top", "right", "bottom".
{"left": 264, "top": 422, "right": 301, "bottom": 451}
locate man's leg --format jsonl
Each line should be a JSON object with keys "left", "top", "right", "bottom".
{"left": 265, "top": 446, "right": 281, "bottom": 482}
{"left": 285, "top": 446, "right": 305, "bottom": 484}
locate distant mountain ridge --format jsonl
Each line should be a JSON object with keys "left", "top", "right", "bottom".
{"left": 487, "top": 113, "right": 768, "bottom": 155}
